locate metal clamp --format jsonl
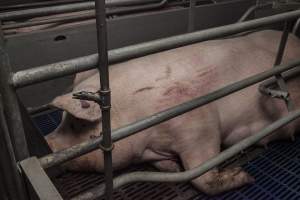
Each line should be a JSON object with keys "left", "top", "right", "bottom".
{"left": 99, "top": 89, "right": 111, "bottom": 110}
{"left": 73, "top": 90, "right": 111, "bottom": 110}
{"left": 99, "top": 142, "right": 115, "bottom": 152}
{"left": 259, "top": 84, "right": 290, "bottom": 100}
{"left": 73, "top": 91, "right": 101, "bottom": 103}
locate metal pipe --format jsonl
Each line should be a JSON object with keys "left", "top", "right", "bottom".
{"left": 39, "top": 58, "right": 300, "bottom": 169}
{"left": 0, "top": 94, "right": 28, "bottom": 200}
{"left": 292, "top": 17, "right": 300, "bottom": 34}
{"left": 237, "top": 3, "right": 273, "bottom": 23}
{"left": 0, "top": 0, "right": 162, "bottom": 21}
{"left": 259, "top": 21, "right": 294, "bottom": 110}
{"left": 27, "top": 104, "right": 53, "bottom": 115}
{"left": 106, "top": 0, "right": 168, "bottom": 16}
{"left": 12, "top": 9, "right": 300, "bottom": 89}
{"left": 71, "top": 108, "right": 300, "bottom": 200}
{"left": 2, "top": 11, "right": 95, "bottom": 30}
{"left": 0, "top": 0, "right": 88, "bottom": 11}
{"left": 273, "top": 21, "right": 294, "bottom": 110}
{"left": 2, "top": 0, "right": 168, "bottom": 31}
{"left": 188, "top": 0, "right": 196, "bottom": 32}
{"left": 0, "top": 2, "right": 94, "bottom": 21}
{"left": 94, "top": 0, "right": 113, "bottom": 199}
{"left": 0, "top": 26, "right": 29, "bottom": 161}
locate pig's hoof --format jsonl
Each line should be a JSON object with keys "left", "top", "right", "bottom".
{"left": 152, "top": 160, "right": 181, "bottom": 172}
{"left": 196, "top": 168, "right": 254, "bottom": 195}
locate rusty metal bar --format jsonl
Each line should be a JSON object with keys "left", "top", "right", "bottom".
{"left": 12, "top": 9, "right": 300, "bottom": 89}
{"left": 39, "top": 58, "right": 300, "bottom": 169}
{"left": 94, "top": 0, "right": 113, "bottom": 199}
{"left": 71, "top": 108, "right": 300, "bottom": 199}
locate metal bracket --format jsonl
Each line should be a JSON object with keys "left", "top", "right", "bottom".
{"left": 73, "top": 90, "right": 111, "bottom": 110}
{"left": 259, "top": 84, "right": 290, "bottom": 100}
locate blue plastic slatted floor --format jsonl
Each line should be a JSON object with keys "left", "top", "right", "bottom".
{"left": 32, "top": 110, "right": 300, "bottom": 200}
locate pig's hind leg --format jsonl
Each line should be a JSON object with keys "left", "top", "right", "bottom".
{"left": 178, "top": 112, "right": 254, "bottom": 195}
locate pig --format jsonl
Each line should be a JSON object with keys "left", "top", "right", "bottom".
{"left": 46, "top": 30, "right": 300, "bottom": 195}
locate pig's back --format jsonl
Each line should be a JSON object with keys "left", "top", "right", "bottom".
{"left": 80, "top": 30, "right": 300, "bottom": 128}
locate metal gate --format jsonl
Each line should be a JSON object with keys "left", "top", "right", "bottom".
{"left": 1, "top": 1, "right": 300, "bottom": 200}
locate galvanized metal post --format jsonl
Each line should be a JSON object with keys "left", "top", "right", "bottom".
{"left": 94, "top": 0, "right": 114, "bottom": 199}
{"left": 0, "top": 24, "right": 29, "bottom": 161}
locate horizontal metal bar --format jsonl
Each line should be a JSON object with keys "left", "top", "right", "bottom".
{"left": 2, "top": 0, "right": 168, "bottom": 30}
{"left": 0, "top": 0, "right": 87, "bottom": 11}
{"left": 12, "top": 9, "right": 300, "bottom": 88}
{"left": 39, "top": 59, "right": 300, "bottom": 169}
{"left": 0, "top": 0, "right": 162, "bottom": 21}
{"left": 71, "top": 108, "right": 300, "bottom": 200}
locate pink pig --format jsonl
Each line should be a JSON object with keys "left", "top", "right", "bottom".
{"left": 46, "top": 30, "right": 300, "bottom": 195}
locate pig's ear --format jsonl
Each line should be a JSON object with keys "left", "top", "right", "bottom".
{"left": 50, "top": 93, "right": 101, "bottom": 122}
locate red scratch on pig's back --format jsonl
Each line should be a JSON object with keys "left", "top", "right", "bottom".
{"left": 158, "top": 65, "right": 219, "bottom": 109}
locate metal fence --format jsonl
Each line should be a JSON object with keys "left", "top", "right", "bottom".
{"left": 1, "top": 1, "right": 300, "bottom": 200}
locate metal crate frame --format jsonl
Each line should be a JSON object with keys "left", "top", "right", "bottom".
{"left": 1, "top": 1, "right": 300, "bottom": 200}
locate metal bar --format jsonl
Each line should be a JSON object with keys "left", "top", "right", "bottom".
{"left": 0, "top": 25, "right": 29, "bottom": 161}
{"left": 259, "top": 21, "right": 294, "bottom": 110}
{"left": 0, "top": 0, "right": 162, "bottom": 21}
{"left": 292, "top": 17, "right": 300, "bottom": 34}
{"left": 27, "top": 104, "right": 53, "bottom": 115}
{"left": 0, "top": 96, "right": 28, "bottom": 200}
{"left": 94, "top": 0, "right": 113, "bottom": 199}
{"left": 12, "top": 9, "right": 300, "bottom": 89}
{"left": 19, "top": 157, "right": 63, "bottom": 200}
{"left": 1, "top": 0, "right": 168, "bottom": 30}
{"left": 71, "top": 108, "right": 300, "bottom": 200}
{"left": 3, "top": 11, "right": 95, "bottom": 30}
{"left": 188, "top": 0, "right": 196, "bottom": 32}
{"left": 0, "top": 0, "right": 88, "bottom": 11}
{"left": 39, "top": 58, "right": 300, "bottom": 169}
{"left": 273, "top": 21, "right": 294, "bottom": 111}
{"left": 237, "top": 3, "right": 272, "bottom": 23}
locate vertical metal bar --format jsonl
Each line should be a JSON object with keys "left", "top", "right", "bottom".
{"left": 0, "top": 98, "right": 28, "bottom": 200}
{"left": 0, "top": 23, "right": 29, "bottom": 161}
{"left": 274, "top": 20, "right": 294, "bottom": 111}
{"left": 95, "top": 0, "right": 113, "bottom": 200}
{"left": 188, "top": 0, "right": 196, "bottom": 32}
